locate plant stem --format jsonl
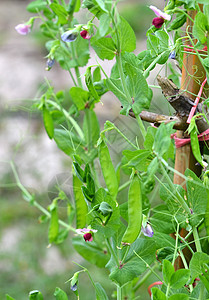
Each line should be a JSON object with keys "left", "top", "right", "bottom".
{"left": 133, "top": 264, "right": 158, "bottom": 292}
{"left": 118, "top": 180, "right": 131, "bottom": 193}
{"left": 117, "top": 285, "right": 122, "bottom": 300}
{"left": 134, "top": 114, "right": 146, "bottom": 141}
{"left": 121, "top": 245, "right": 130, "bottom": 264}
{"left": 193, "top": 226, "right": 202, "bottom": 252}
{"left": 106, "top": 238, "right": 120, "bottom": 268}
{"left": 70, "top": 43, "right": 83, "bottom": 88}
{"left": 10, "top": 161, "right": 76, "bottom": 232}
{"left": 179, "top": 249, "right": 193, "bottom": 293}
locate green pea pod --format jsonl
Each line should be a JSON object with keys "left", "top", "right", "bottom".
{"left": 43, "top": 106, "right": 54, "bottom": 139}
{"left": 122, "top": 174, "right": 142, "bottom": 244}
{"left": 190, "top": 128, "right": 203, "bottom": 167}
{"left": 73, "top": 175, "right": 88, "bottom": 228}
{"left": 48, "top": 200, "right": 59, "bottom": 244}
{"left": 204, "top": 172, "right": 209, "bottom": 241}
{"left": 85, "top": 67, "right": 100, "bottom": 103}
{"left": 98, "top": 140, "right": 118, "bottom": 199}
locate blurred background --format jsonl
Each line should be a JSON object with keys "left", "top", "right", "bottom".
{"left": 0, "top": 0, "right": 167, "bottom": 299}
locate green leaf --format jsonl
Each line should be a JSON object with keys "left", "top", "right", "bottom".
{"left": 150, "top": 287, "right": 166, "bottom": 300}
{"left": 168, "top": 294, "right": 189, "bottom": 300}
{"left": 185, "top": 169, "right": 207, "bottom": 226}
{"left": 153, "top": 122, "right": 175, "bottom": 157}
{"left": 54, "top": 287, "right": 68, "bottom": 300}
{"left": 50, "top": 3, "right": 68, "bottom": 24}
{"left": 108, "top": 238, "right": 156, "bottom": 286}
{"left": 122, "top": 149, "right": 152, "bottom": 172}
{"left": 69, "top": 87, "right": 89, "bottom": 110}
{"left": 114, "top": 16, "right": 136, "bottom": 53}
{"left": 193, "top": 12, "right": 208, "bottom": 44}
{"left": 6, "top": 295, "right": 15, "bottom": 300}
{"left": 43, "top": 107, "right": 54, "bottom": 139}
{"left": 144, "top": 126, "right": 157, "bottom": 150}
{"left": 170, "top": 269, "right": 190, "bottom": 289}
{"left": 29, "top": 290, "right": 44, "bottom": 300}
{"left": 91, "top": 37, "right": 116, "bottom": 60}
{"left": 190, "top": 252, "right": 209, "bottom": 282}
{"left": 99, "top": 13, "right": 111, "bottom": 37}
{"left": 153, "top": 232, "right": 177, "bottom": 250}
{"left": 106, "top": 78, "right": 129, "bottom": 111}
{"left": 95, "top": 282, "right": 109, "bottom": 300}
{"left": 27, "top": 0, "right": 47, "bottom": 12}
{"left": 72, "top": 236, "right": 110, "bottom": 268}
{"left": 163, "top": 259, "right": 175, "bottom": 285}
{"left": 151, "top": 205, "right": 175, "bottom": 234}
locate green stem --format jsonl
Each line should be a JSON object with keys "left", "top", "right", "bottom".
{"left": 106, "top": 238, "right": 120, "bottom": 268}
{"left": 179, "top": 249, "right": 193, "bottom": 293}
{"left": 46, "top": 100, "right": 84, "bottom": 140}
{"left": 70, "top": 43, "right": 83, "bottom": 88}
{"left": 121, "top": 245, "right": 130, "bottom": 264}
{"left": 134, "top": 114, "right": 146, "bottom": 141}
{"left": 118, "top": 180, "right": 131, "bottom": 193}
{"left": 117, "top": 285, "right": 122, "bottom": 300}
{"left": 172, "top": 223, "right": 179, "bottom": 266}
{"left": 133, "top": 251, "right": 163, "bottom": 282}
{"left": 144, "top": 51, "right": 168, "bottom": 78}
{"left": 10, "top": 161, "right": 76, "bottom": 232}
{"left": 133, "top": 264, "right": 158, "bottom": 292}
{"left": 193, "top": 226, "right": 202, "bottom": 252}
{"left": 113, "top": 125, "right": 138, "bottom": 149}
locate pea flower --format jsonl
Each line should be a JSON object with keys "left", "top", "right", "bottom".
{"left": 80, "top": 30, "right": 91, "bottom": 40}
{"left": 141, "top": 223, "right": 154, "bottom": 237}
{"left": 15, "top": 23, "right": 31, "bottom": 35}
{"left": 169, "top": 51, "right": 176, "bottom": 59}
{"left": 61, "top": 30, "right": 78, "bottom": 42}
{"left": 46, "top": 58, "right": 55, "bottom": 71}
{"left": 150, "top": 5, "right": 171, "bottom": 29}
{"left": 76, "top": 228, "right": 97, "bottom": 242}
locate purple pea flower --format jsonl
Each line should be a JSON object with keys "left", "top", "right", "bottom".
{"left": 141, "top": 223, "right": 154, "bottom": 237}
{"left": 150, "top": 5, "right": 171, "bottom": 29}
{"left": 70, "top": 283, "right": 77, "bottom": 291}
{"left": 169, "top": 51, "right": 176, "bottom": 59}
{"left": 61, "top": 30, "right": 78, "bottom": 42}
{"left": 15, "top": 23, "right": 31, "bottom": 35}
{"left": 76, "top": 228, "right": 97, "bottom": 242}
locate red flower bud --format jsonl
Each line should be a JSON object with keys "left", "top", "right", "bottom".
{"left": 152, "top": 17, "right": 164, "bottom": 29}
{"left": 83, "top": 232, "right": 93, "bottom": 242}
{"left": 80, "top": 30, "right": 91, "bottom": 40}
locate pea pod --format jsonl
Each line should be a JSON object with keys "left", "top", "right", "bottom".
{"left": 204, "top": 172, "right": 209, "bottom": 241}
{"left": 85, "top": 67, "right": 100, "bottom": 103}
{"left": 122, "top": 174, "right": 142, "bottom": 244}
{"left": 73, "top": 175, "right": 88, "bottom": 228}
{"left": 98, "top": 140, "right": 118, "bottom": 199}
{"left": 190, "top": 128, "right": 203, "bottom": 167}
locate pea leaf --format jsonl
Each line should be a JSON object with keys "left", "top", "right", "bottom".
{"left": 108, "top": 238, "right": 156, "bottom": 286}
{"left": 185, "top": 169, "right": 207, "bottom": 226}
{"left": 48, "top": 200, "right": 59, "bottom": 244}
{"left": 190, "top": 252, "right": 209, "bottom": 282}
{"left": 99, "top": 14, "right": 111, "bottom": 37}
{"left": 153, "top": 122, "right": 175, "bottom": 157}
{"left": 193, "top": 12, "right": 208, "bottom": 44}
{"left": 50, "top": 3, "right": 68, "bottom": 25}
{"left": 6, "top": 296, "right": 15, "bottom": 300}
{"left": 54, "top": 287, "right": 68, "bottom": 300}
{"left": 168, "top": 294, "right": 189, "bottom": 300}
{"left": 27, "top": 0, "right": 47, "bottom": 12}
{"left": 95, "top": 282, "right": 109, "bottom": 300}
{"left": 29, "top": 290, "right": 44, "bottom": 300}
{"left": 151, "top": 288, "right": 167, "bottom": 300}
{"left": 170, "top": 269, "right": 190, "bottom": 289}
{"left": 73, "top": 175, "right": 88, "bottom": 229}
{"left": 70, "top": 87, "right": 89, "bottom": 110}
{"left": 72, "top": 236, "right": 110, "bottom": 268}
{"left": 113, "top": 16, "right": 136, "bottom": 53}
{"left": 163, "top": 259, "right": 175, "bottom": 284}
{"left": 91, "top": 37, "right": 116, "bottom": 60}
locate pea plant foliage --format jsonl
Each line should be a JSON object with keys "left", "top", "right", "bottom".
{"left": 10, "top": 0, "right": 209, "bottom": 299}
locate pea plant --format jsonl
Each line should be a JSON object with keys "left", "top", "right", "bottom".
{"left": 9, "top": 0, "right": 209, "bottom": 299}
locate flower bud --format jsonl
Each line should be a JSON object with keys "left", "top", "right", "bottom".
{"left": 15, "top": 24, "right": 31, "bottom": 35}
{"left": 141, "top": 223, "right": 154, "bottom": 237}
{"left": 83, "top": 232, "right": 93, "bottom": 242}
{"left": 152, "top": 17, "right": 165, "bottom": 29}
{"left": 80, "top": 30, "right": 91, "bottom": 40}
